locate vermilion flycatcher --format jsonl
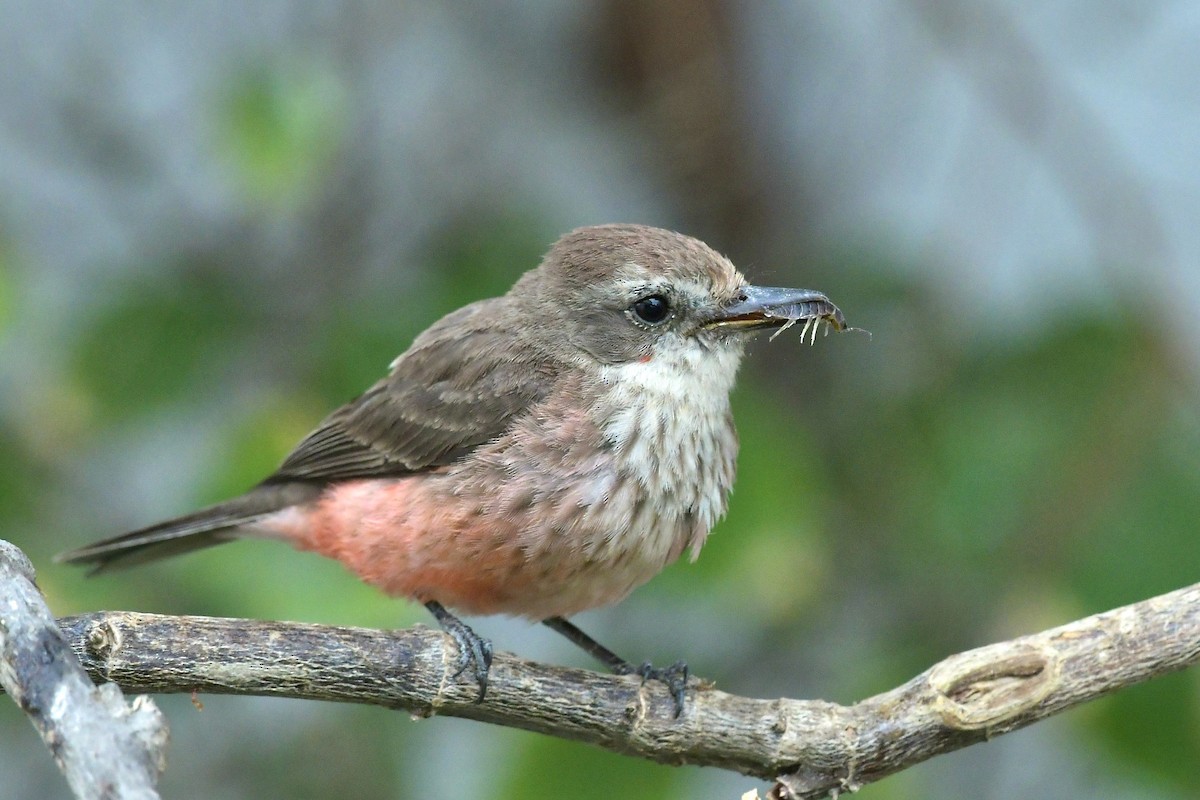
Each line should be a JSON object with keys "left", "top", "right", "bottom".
{"left": 60, "top": 224, "right": 846, "bottom": 712}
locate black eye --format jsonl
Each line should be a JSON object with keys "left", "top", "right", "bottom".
{"left": 631, "top": 294, "right": 670, "bottom": 324}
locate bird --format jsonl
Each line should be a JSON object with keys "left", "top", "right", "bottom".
{"left": 59, "top": 223, "right": 847, "bottom": 714}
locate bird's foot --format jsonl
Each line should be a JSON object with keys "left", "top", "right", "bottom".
{"left": 541, "top": 616, "right": 690, "bottom": 717}
{"left": 614, "top": 659, "right": 689, "bottom": 717}
{"left": 425, "top": 601, "right": 493, "bottom": 702}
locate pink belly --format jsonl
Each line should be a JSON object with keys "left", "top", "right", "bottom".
{"left": 257, "top": 477, "right": 666, "bottom": 619}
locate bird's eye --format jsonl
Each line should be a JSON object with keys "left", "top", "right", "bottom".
{"left": 631, "top": 294, "right": 671, "bottom": 325}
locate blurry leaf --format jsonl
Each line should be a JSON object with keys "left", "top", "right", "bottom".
{"left": 0, "top": 251, "right": 12, "bottom": 337}
{"left": 423, "top": 212, "right": 552, "bottom": 306}
{"left": 71, "top": 270, "right": 250, "bottom": 422}
{"left": 0, "top": 424, "right": 43, "bottom": 535}
{"left": 217, "top": 63, "right": 346, "bottom": 207}
{"left": 196, "top": 396, "right": 322, "bottom": 503}
{"left": 156, "top": 699, "right": 405, "bottom": 800}
{"left": 307, "top": 298, "right": 428, "bottom": 404}
{"left": 308, "top": 213, "right": 551, "bottom": 402}
{"left": 1075, "top": 436, "right": 1200, "bottom": 605}
{"left": 501, "top": 735, "right": 679, "bottom": 800}
{"left": 1092, "top": 672, "right": 1200, "bottom": 791}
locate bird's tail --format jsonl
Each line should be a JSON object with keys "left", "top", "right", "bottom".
{"left": 56, "top": 482, "right": 322, "bottom": 573}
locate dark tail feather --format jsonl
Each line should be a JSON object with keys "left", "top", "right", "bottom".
{"left": 56, "top": 482, "right": 322, "bottom": 573}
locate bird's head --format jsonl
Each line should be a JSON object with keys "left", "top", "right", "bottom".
{"left": 516, "top": 224, "right": 844, "bottom": 371}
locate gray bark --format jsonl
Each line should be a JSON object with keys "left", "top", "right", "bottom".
{"left": 0, "top": 541, "right": 168, "bottom": 800}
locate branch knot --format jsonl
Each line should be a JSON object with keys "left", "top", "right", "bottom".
{"left": 928, "top": 642, "right": 1058, "bottom": 730}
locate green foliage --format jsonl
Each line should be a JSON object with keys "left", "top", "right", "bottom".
{"left": 1093, "top": 671, "right": 1200, "bottom": 791}
{"left": 70, "top": 269, "right": 252, "bottom": 422}
{"left": 216, "top": 63, "right": 346, "bottom": 207}
{"left": 502, "top": 735, "right": 680, "bottom": 800}
{"left": 0, "top": 248, "right": 12, "bottom": 337}
{"left": 0, "top": 425, "right": 41, "bottom": 533}
{"left": 197, "top": 398, "right": 320, "bottom": 503}
{"left": 422, "top": 213, "right": 552, "bottom": 307}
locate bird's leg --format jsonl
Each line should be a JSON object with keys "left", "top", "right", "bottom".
{"left": 542, "top": 616, "right": 689, "bottom": 717}
{"left": 425, "top": 601, "right": 493, "bottom": 702}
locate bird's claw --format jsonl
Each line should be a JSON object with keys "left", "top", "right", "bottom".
{"left": 615, "top": 659, "right": 689, "bottom": 717}
{"left": 426, "top": 602, "right": 493, "bottom": 702}
{"left": 446, "top": 623, "right": 493, "bottom": 700}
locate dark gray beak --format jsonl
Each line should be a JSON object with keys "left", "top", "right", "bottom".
{"left": 706, "top": 286, "right": 846, "bottom": 332}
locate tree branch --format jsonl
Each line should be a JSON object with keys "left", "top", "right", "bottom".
{"left": 0, "top": 541, "right": 168, "bottom": 800}
{"left": 32, "top": 580, "right": 1199, "bottom": 798}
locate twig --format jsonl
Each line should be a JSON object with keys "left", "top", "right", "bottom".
{"left": 0, "top": 541, "right": 168, "bottom": 800}
{"left": 34, "top": 581, "right": 1200, "bottom": 798}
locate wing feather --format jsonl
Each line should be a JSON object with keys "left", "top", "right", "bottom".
{"left": 267, "top": 300, "right": 553, "bottom": 483}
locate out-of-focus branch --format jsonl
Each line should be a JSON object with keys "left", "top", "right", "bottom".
{"left": 33, "top": 580, "right": 1200, "bottom": 798}
{"left": 0, "top": 541, "right": 167, "bottom": 800}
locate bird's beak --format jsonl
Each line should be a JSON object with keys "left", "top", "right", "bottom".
{"left": 705, "top": 286, "right": 846, "bottom": 332}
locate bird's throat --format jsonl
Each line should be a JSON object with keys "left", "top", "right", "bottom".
{"left": 594, "top": 343, "right": 741, "bottom": 560}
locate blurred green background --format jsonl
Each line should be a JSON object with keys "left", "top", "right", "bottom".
{"left": 2, "top": 3, "right": 1199, "bottom": 798}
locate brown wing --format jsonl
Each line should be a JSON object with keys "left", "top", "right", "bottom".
{"left": 267, "top": 300, "right": 554, "bottom": 483}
